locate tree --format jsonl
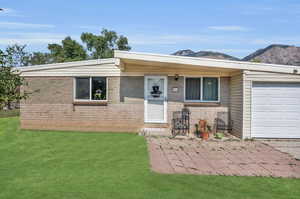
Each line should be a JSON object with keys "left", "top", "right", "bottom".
{"left": 0, "top": 51, "right": 28, "bottom": 109}
{"left": 251, "top": 58, "right": 261, "bottom": 63}
{"left": 3, "top": 44, "right": 30, "bottom": 67}
{"left": 2, "top": 29, "right": 131, "bottom": 66}
{"left": 0, "top": 49, "right": 5, "bottom": 66}
{"left": 28, "top": 52, "right": 52, "bottom": 65}
{"left": 81, "top": 29, "right": 131, "bottom": 59}
{"left": 48, "top": 36, "right": 87, "bottom": 63}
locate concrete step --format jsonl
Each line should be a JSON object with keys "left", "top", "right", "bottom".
{"left": 139, "top": 128, "right": 171, "bottom": 137}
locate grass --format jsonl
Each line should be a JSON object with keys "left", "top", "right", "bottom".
{"left": 0, "top": 117, "right": 299, "bottom": 199}
{"left": 0, "top": 109, "right": 20, "bottom": 118}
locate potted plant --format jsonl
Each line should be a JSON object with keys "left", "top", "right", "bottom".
{"left": 215, "top": 132, "right": 224, "bottom": 139}
{"left": 202, "top": 129, "right": 210, "bottom": 140}
{"left": 199, "top": 120, "right": 210, "bottom": 140}
{"left": 195, "top": 124, "right": 200, "bottom": 137}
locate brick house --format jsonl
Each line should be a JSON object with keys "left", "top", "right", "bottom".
{"left": 19, "top": 51, "right": 300, "bottom": 139}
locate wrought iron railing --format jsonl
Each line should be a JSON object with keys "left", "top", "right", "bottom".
{"left": 171, "top": 108, "right": 190, "bottom": 137}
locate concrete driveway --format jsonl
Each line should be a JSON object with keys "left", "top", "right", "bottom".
{"left": 262, "top": 140, "right": 300, "bottom": 160}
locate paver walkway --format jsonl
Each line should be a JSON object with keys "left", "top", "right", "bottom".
{"left": 262, "top": 140, "right": 300, "bottom": 160}
{"left": 147, "top": 137, "right": 300, "bottom": 178}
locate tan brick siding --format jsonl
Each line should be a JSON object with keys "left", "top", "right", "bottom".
{"left": 21, "top": 77, "right": 144, "bottom": 132}
{"left": 167, "top": 76, "right": 230, "bottom": 133}
{"left": 21, "top": 104, "right": 144, "bottom": 132}
{"left": 22, "top": 77, "right": 73, "bottom": 104}
{"left": 120, "top": 76, "right": 144, "bottom": 104}
{"left": 21, "top": 76, "right": 232, "bottom": 134}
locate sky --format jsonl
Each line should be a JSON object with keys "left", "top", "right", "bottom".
{"left": 0, "top": 0, "right": 300, "bottom": 58}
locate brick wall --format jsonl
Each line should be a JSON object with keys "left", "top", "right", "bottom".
{"left": 21, "top": 77, "right": 144, "bottom": 132}
{"left": 167, "top": 76, "right": 230, "bottom": 133}
{"left": 21, "top": 76, "right": 231, "bottom": 133}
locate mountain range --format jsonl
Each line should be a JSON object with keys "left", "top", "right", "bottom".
{"left": 172, "top": 44, "right": 300, "bottom": 66}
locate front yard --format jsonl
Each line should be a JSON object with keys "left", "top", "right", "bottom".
{"left": 0, "top": 117, "right": 300, "bottom": 199}
{"left": 0, "top": 109, "right": 19, "bottom": 118}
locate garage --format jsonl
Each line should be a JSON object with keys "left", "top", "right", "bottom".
{"left": 251, "top": 82, "right": 300, "bottom": 138}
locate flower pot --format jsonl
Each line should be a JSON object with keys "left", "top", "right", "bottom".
{"left": 202, "top": 131, "right": 209, "bottom": 140}
{"left": 199, "top": 120, "right": 207, "bottom": 129}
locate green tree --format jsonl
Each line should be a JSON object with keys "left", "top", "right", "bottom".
{"left": 251, "top": 58, "right": 261, "bottom": 63}
{"left": 48, "top": 36, "right": 87, "bottom": 63}
{"left": 0, "top": 51, "right": 28, "bottom": 109}
{"left": 0, "top": 49, "right": 5, "bottom": 66}
{"left": 28, "top": 52, "right": 52, "bottom": 65}
{"left": 81, "top": 29, "right": 131, "bottom": 59}
{"left": 3, "top": 44, "right": 30, "bottom": 67}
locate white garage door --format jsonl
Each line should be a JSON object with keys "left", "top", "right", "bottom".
{"left": 252, "top": 82, "right": 300, "bottom": 138}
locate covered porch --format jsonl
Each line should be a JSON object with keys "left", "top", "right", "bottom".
{"left": 115, "top": 51, "right": 243, "bottom": 137}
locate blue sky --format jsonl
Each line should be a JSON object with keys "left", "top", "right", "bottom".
{"left": 0, "top": 0, "right": 300, "bottom": 58}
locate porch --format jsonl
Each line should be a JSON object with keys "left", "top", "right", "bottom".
{"left": 116, "top": 52, "right": 243, "bottom": 138}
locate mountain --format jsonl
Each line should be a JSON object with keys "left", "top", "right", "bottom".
{"left": 173, "top": 45, "right": 300, "bottom": 66}
{"left": 242, "top": 44, "right": 300, "bottom": 66}
{"left": 172, "top": 49, "right": 239, "bottom": 61}
{"left": 172, "top": 49, "right": 195, "bottom": 56}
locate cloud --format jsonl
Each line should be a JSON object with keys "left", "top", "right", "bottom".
{"left": 0, "top": 22, "right": 55, "bottom": 29}
{"left": 204, "top": 49, "right": 252, "bottom": 54}
{"left": 208, "top": 25, "right": 250, "bottom": 31}
{"left": 0, "top": 32, "right": 71, "bottom": 45}
{"left": 0, "top": 8, "right": 24, "bottom": 17}
{"left": 240, "top": 5, "right": 276, "bottom": 15}
{"left": 251, "top": 37, "right": 300, "bottom": 45}
{"left": 129, "top": 34, "right": 203, "bottom": 45}
{"left": 129, "top": 34, "right": 246, "bottom": 46}
{"left": 77, "top": 25, "right": 102, "bottom": 30}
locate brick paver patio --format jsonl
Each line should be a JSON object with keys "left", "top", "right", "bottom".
{"left": 147, "top": 137, "right": 300, "bottom": 178}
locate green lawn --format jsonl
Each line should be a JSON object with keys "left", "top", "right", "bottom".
{"left": 0, "top": 109, "right": 20, "bottom": 118}
{"left": 0, "top": 117, "right": 299, "bottom": 199}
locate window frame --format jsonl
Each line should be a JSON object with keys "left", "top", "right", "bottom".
{"left": 73, "top": 77, "right": 108, "bottom": 102}
{"left": 184, "top": 76, "right": 220, "bottom": 103}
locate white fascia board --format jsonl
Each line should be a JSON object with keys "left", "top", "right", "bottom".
{"left": 114, "top": 50, "right": 300, "bottom": 75}
{"left": 18, "top": 58, "right": 116, "bottom": 73}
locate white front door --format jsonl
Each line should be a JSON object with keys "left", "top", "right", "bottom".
{"left": 144, "top": 76, "right": 167, "bottom": 123}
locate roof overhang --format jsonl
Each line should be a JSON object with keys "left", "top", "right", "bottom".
{"left": 18, "top": 58, "right": 115, "bottom": 73}
{"left": 115, "top": 50, "right": 300, "bottom": 75}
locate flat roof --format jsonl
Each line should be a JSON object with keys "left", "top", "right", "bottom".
{"left": 17, "top": 50, "right": 300, "bottom": 75}
{"left": 18, "top": 58, "right": 115, "bottom": 72}
{"left": 115, "top": 50, "right": 300, "bottom": 75}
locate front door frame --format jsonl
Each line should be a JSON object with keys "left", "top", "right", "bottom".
{"left": 144, "top": 75, "right": 168, "bottom": 123}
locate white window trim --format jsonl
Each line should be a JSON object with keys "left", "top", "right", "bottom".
{"left": 184, "top": 76, "right": 221, "bottom": 103}
{"left": 73, "top": 77, "right": 108, "bottom": 102}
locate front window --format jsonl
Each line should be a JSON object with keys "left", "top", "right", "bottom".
{"left": 185, "top": 77, "right": 219, "bottom": 102}
{"left": 75, "top": 77, "right": 90, "bottom": 100}
{"left": 185, "top": 78, "right": 201, "bottom": 100}
{"left": 203, "top": 77, "right": 219, "bottom": 101}
{"left": 75, "top": 77, "right": 107, "bottom": 101}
